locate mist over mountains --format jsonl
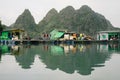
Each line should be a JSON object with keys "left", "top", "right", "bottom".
{"left": 9, "top": 5, "right": 117, "bottom": 37}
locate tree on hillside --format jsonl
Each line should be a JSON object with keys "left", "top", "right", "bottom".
{"left": 0, "top": 20, "right": 3, "bottom": 31}
{"left": 0, "top": 20, "right": 6, "bottom": 32}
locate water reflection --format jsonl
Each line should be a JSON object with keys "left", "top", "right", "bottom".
{"left": 0, "top": 49, "right": 2, "bottom": 61}
{"left": 0, "top": 43, "right": 120, "bottom": 75}
{"left": 39, "top": 44, "right": 110, "bottom": 75}
{"left": 14, "top": 45, "right": 35, "bottom": 69}
{"left": 0, "top": 45, "right": 11, "bottom": 54}
{"left": 97, "top": 43, "right": 120, "bottom": 53}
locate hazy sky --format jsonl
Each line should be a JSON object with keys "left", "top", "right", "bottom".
{"left": 0, "top": 0, "right": 120, "bottom": 27}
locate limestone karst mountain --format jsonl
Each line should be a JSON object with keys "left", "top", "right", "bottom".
{"left": 9, "top": 5, "right": 117, "bottom": 37}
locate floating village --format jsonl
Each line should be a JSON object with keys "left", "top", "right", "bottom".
{"left": 1, "top": 4, "right": 120, "bottom": 80}
{"left": 0, "top": 28, "right": 120, "bottom": 45}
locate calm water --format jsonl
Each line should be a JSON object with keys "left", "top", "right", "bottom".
{"left": 0, "top": 43, "right": 120, "bottom": 80}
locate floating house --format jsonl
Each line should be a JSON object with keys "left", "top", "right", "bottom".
{"left": 63, "top": 32, "right": 77, "bottom": 40}
{"left": 0, "top": 29, "right": 24, "bottom": 44}
{"left": 0, "top": 29, "right": 24, "bottom": 40}
{"left": 50, "top": 29, "right": 77, "bottom": 40}
{"left": 50, "top": 29, "right": 65, "bottom": 40}
{"left": 97, "top": 31, "right": 120, "bottom": 40}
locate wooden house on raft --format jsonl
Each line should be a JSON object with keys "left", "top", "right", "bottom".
{"left": 97, "top": 31, "right": 120, "bottom": 40}
{"left": 0, "top": 29, "right": 24, "bottom": 44}
{"left": 50, "top": 29, "right": 78, "bottom": 40}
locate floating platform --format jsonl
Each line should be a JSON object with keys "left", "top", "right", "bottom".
{"left": 0, "top": 40, "right": 120, "bottom": 45}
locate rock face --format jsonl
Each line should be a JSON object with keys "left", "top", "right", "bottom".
{"left": 37, "top": 8, "right": 59, "bottom": 33}
{"left": 38, "top": 5, "right": 115, "bottom": 35}
{"left": 73, "top": 5, "right": 114, "bottom": 35}
{"left": 13, "top": 9, "right": 36, "bottom": 36}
